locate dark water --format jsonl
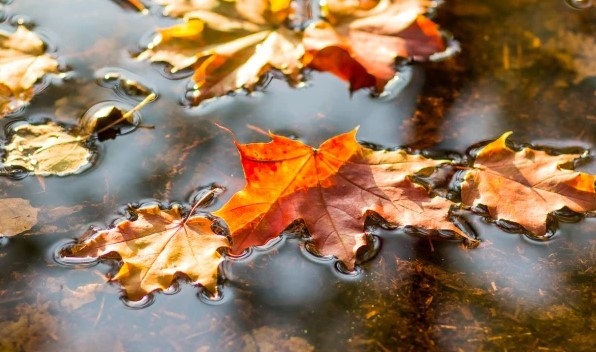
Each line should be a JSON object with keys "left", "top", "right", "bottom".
{"left": 0, "top": 0, "right": 594, "bottom": 351}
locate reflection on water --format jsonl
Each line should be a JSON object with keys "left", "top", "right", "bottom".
{"left": 0, "top": 0, "right": 594, "bottom": 351}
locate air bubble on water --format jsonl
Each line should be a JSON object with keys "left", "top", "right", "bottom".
{"left": 52, "top": 239, "right": 99, "bottom": 268}
{"left": 564, "top": 0, "right": 593, "bottom": 9}
{"left": 120, "top": 294, "right": 155, "bottom": 309}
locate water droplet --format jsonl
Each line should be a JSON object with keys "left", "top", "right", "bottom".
{"left": 120, "top": 294, "right": 155, "bottom": 309}
{"left": 564, "top": 0, "right": 592, "bottom": 9}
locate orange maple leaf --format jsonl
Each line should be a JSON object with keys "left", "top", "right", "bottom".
{"left": 303, "top": 0, "right": 445, "bottom": 92}
{"left": 214, "top": 128, "right": 472, "bottom": 270}
{"left": 66, "top": 204, "right": 230, "bottom": 300}
{"left": 461, "top": 132, "right": 596, "bottom": 236}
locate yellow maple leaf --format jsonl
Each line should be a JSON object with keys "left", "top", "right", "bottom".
{"left": 138, "top": 0, "right": 304, "bottom": 104}
{"left": 0, "top": 26, "right": 59, "bottom": 117}
{"left": 66, "top": 204, "right": 230, "bottom": 300}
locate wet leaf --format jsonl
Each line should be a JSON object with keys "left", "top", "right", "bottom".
{"left": 214, "top": 128, "right": 471, "bottom": 270}
{"left": 461, "top": 132, "right": 596, "bottom": 236}
{"left": 123, "top": 0, "right": 147, "bottom": 11}
{"left": 67, "top": 204, "right": 230, "bottom": 300}
{"left": 0, "top": 25, "right": 59, "bottom": 117}
{"left": 0, "top": 198, "right": 38, "bottom": 236}
{"left": 139, "top": 0, "right": 304, "bottom": 104}
{"left": 303, "top": 0, "right": 445, "bottom": 92}
{"left": 3, "top": 122, "right": 93, "bottom": 176}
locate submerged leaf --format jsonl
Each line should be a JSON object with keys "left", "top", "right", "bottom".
{"left": 0, "top": 26, "right": 59, "bottom": 117}
{"left": 0, "top": 198, "right": 38, "bottom": 236}
{"left": 214, "top": 128, "right": 471, "bottom": 270}
{"left": 461, "top": 132, "right": 596, "bottom": 236}
{"left": 3, "top": 122, "right": 93, "bottom": 176}
{"left": 67, "top": 204, "right": 230, "bottom": 300}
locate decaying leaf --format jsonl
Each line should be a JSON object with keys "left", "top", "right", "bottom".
{"left": 0, "top": 198, "right": 38, "bottom": 236}
{"left": 66, "top": 204, "right": 230, "bottom": 300}
{"left": 241, "top": 326, "right": 314, "bottom": 352}
{"left": 461, "top": 132, "right": 596, "bottom": 236}
{"left": 0, "top": 25, "right": 59, "bottom": 117}
{"left": 214, "top": 128, "right": 471, "bottom": 270}
{"left": 303, "top": 0, "right": 445, "bottom": 91}
{"left": 2, "top": 121, "right": 93, "bottom": 176}
{"left": 0, "top": 303, "right": 59, "bottom": 352}
{"left": 139, "top": 0, "right": 304, "bottom": 104}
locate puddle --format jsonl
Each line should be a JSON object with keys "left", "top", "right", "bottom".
{"left": 0, "top": 0, "right": 595, "bottom": 351}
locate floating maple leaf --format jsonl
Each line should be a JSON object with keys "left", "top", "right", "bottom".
{"left": 0, "top": 26, "right": 59, "bottom": 117}
{"left": 303, "top": 0, "right": 445, "bottom": 91}
{"left": 214, "top": 128, "right": 472, "bottom": 270}
{"left": 65, "top": 204, "right": 230, "bottom": 300}
{"left": 3, "top": 122, "right": 94, "bottom": 176}
{"left": 138, "top": 0, "right": 304, "bottom": 104}
{"left": 2, "top": 93, "right": 155, "bottom": 176}
{"left": 141, "top": 0, "right": 445, "bottom": 104}
{"left": 461, "top": 132, "right": 596, "bottom": 236}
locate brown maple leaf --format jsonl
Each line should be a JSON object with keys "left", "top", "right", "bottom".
{"left": 0, "top": 26, "right": 59, "bottom": 117}
{"left": 461, "top": 132, "right": 596, "bottom": 236}
{"left": 66, "top": 204, "right": 230, "bottom": 300}
{"left": 302, "top": 0, "right": 445, "bottom": 92}
{"left": 138, "top": 0, "right": 304, "bottom": 104}
{"left": 214, "top": 128, "right": 472, "bottom": 270}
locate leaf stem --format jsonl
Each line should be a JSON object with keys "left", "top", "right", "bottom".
{"left": 93, "top": 93, "right": 156, "bottom": 136}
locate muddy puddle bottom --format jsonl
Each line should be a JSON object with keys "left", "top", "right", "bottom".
{"left": 0, "top": 0, "right": 594, "bottom": 351}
